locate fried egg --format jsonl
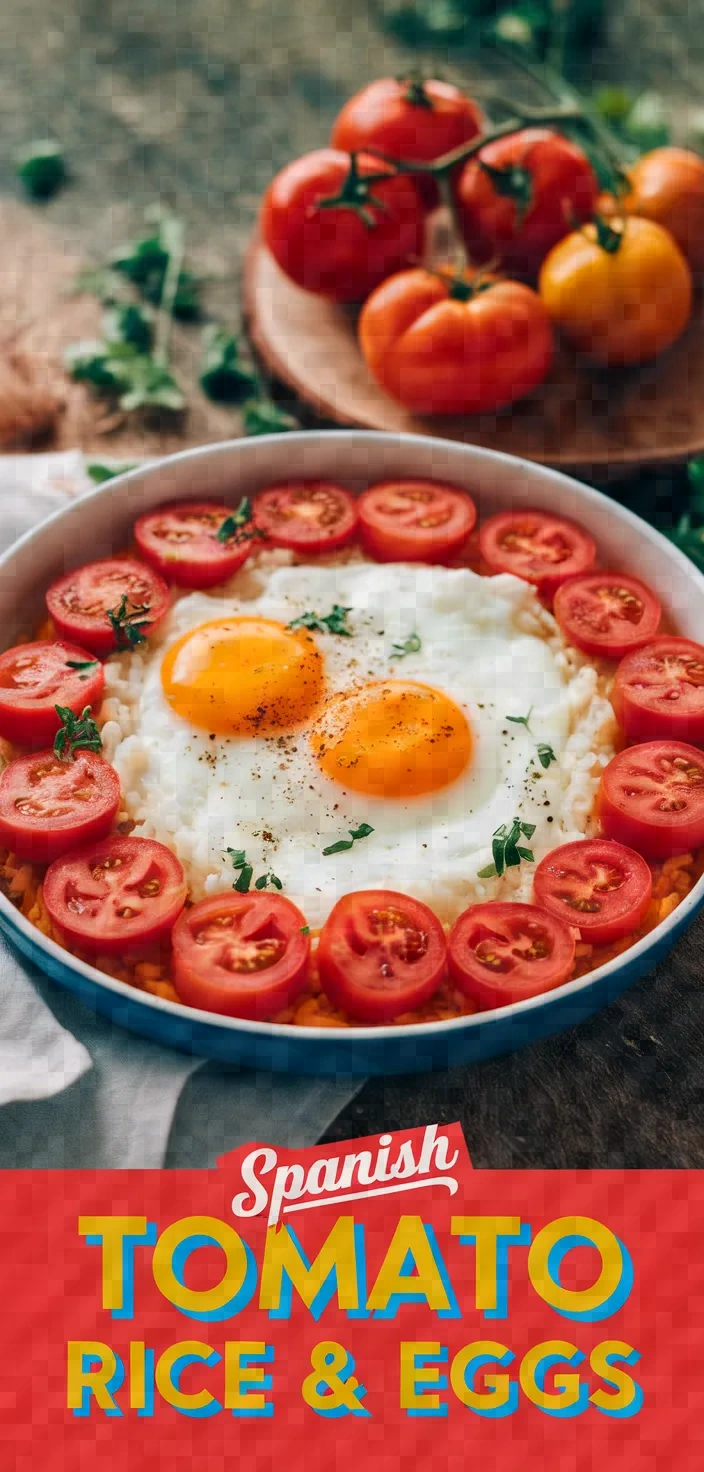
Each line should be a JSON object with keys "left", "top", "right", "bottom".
{"left": 102, "top": 559, "right": 615, "bottom": 928}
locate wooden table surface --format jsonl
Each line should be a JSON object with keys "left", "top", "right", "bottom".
{"left": 3, "top": 0, "right": 703, "bottom": 1164}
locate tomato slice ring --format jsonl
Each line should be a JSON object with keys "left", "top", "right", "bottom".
{"left": 316, "top": 888, "right": 447, "bottom": 1023}
{"left": 43, "top": 835, "right": 187, "bottom": 954}
{"left": 478, "top": 509, "right": 596, "bottom": 597}
{"left": 0, "top": 750, "right": 120, "bottom": 863}
{"left": 253, "top": 482, "right": 359, "bottom": 553}
{"left": 357, "top": 479, "right": 477, "bottom": 563}
{"left": 447, "top": 901, "right": 576, "bottom": 1010}
{"left": 553, "top": 573, "right": 661, "bottom": 659}
{"left": 533, "top": 838, "right": 653, "bottom": 945}
{"left": 134, "top": 501, "right": 254, "bottom": 589}
{"left": 0, "top": 641, "right": 104, "bottom": 748}
{"left": 171, "top": 892, "right": 310, "bottom": 1019}
{"left": 46, "top": 558, "right": 170, "bottom": 657}
{"left": 598, "top": 739, "right": 704, "bottom": 859}
{"left": 611, "top": 637, "right": 704, "bottom": 746}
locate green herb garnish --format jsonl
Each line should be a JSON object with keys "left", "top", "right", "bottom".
{"left": 300, "top": 925, "right": 310, "bottom": 935}
{"left": 200, "top": 325, "right": 258, "bottom": 403}
{"left": 110, "top": 213, "right": 201, "bottom": 319}
{"left": 217, "top": 497, "right": 264, "bottom": 546}
{"left": 506, "top": 707, "right": 534, "bottom": 734}
{"left": 16, "top": 140, "right": 66, "bottom": 200}
{"left": 227, "top": 848, "right": 281, "bottom": 893}
{"left": 102, "top": 302, "right": 154, "bottom": 353}
{"left": 242, "top": 398, "right": 299, "bottom": 437}
{"left": 107, "top": 595, "right": 151, "bottom": 650}
{"left": 323, "top": 822, "right": 374, "bottom": 857}
{"left": 53, "top": 705, "right": 102, "bottom": 761}
{"left": 65, "top": 659, "right": 99, "bottom": 682}
{"left": 66, "top": 339, "right": 185, "bottom": 414}
{"left": 390, "top": 632, "right": 421, "bottom": 659}
{"left": 254, "top": 872, "right": 283, "bottom": 891}
{"left": 86, "top": 463, "right": 139, "bottom": 485}
{"left": 478, "top": 818, "right": 536, "bottom": 879}
{"left": 288, "top": 605, "right": 353, "bottom": 637}
{"left": 537, "top": 743, "right": 556, "bottom": 769}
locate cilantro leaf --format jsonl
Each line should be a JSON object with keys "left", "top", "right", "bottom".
{"left": 102, "top": 302, "right": 154, "bottom": 353}
{"left": 53, "top": 705, "right": 102, "bottom": 761}
{"left": 110, "top": 215, "right": 201, "bottom": 319}
{"left": 200, "top": 325, "right": 258, "bottom": 403}
{"left": 480, "top": 817, "right": 535, "bottom": 880}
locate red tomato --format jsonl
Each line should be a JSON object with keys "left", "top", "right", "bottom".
{"left": 316, "top": 889, "right": 447, "bottom": 1023}
{"left": 533, "top": 838, "right": 653, "bottom": 946}
{"left": 358, "top": 266, "right": 554, "bottom": 416}
{"left": 331, "top": 77, "right": 484, "bottom": 209}
{"left": 46, "top": 558, "right": 170, "bottom": 657}
{"left": 553, "top": 573, "right": 661, "bottom": 659}
{"left": 447, "top": 901, "right": 576, "bottom": 1010}
{"left": 598, "top": 740, "right": 704, "bottom": 859}
{"left": 171, "top": 892, "right": 310, "bottom": 1019}
{"left": 357, "top": 479, "right": 477, "bottom": 562}
{"left": 454, "top": 127, "right": 598, "bottom": 278}
{"left": 43, "top": 835, "right": 187, "bottom": 954}
{"left": 0, "top": 750, "right": 120, "bottom": 863}
{"left": 611, "top": 638, "right": 704, "bottom": 746}
{"left": 253, "top": 482, "right": 359, "bottom": 553}
{"left": 134, "top": 502, "right": 254, "bottom": 589}
{"left": 260, "top": 148, "right": 425, "bottom": 303}
{"left": 0, "top": 641, "right": 104, "bottom": 748}
{"left": 478, "top": 509, "right": 596, "bottom": 598}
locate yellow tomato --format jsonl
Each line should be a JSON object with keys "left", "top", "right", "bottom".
{"left": 624, "top": 147, "right": 704, "bottom": 273}
{"left": 538, "top": 215, "right": 692, "bottom": 367}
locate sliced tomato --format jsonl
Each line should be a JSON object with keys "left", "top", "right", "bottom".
{"left": 253, "top": 482, "right": 359, "bottom": 553}
{"left": 0, "top": 641, "right": 104, "bottom": 748}
{"left": 554, "top": 573, "right": 661, "bottom": 659}
{"left": 533, "top": 838, "right": 653, "bottom": 945}
{"left": 46, "top": 558, "right": 170, "bottom": 657}
{"left": 43, "top": 835, "right": 187, "bottom": 954}
{"left": 357, "top": 480, "right": 477, "bottom": 563}
{"left": 316, "top": 888, "right": 447, "bottom": 1022}
{"left": 611, "top": 637, "right": 704, "bottom": 746}
{"left": 134, "top": 502, "right": 254, "bottom": 589}
{"left": 598, "top": 740, "right": 704, "bottom": 858}
{"left": 478, "top": 509, "right": 596, "bottom": 598}
{"left": 447, "top": 900, "right": 575, "bottom": 1010}
{"left": 171, "top": 891, "right": 310, "bottom": 1019}
{"left": 0, "top": 750, "right": 120, "bottom": 863}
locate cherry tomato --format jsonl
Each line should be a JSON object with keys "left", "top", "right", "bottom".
{"left": 358, "top": 266, "right": 554, "bottom": 416}
{"left": 447, "top": 900, "right": 575, "bottom": 1010}
{"left": 454, "top": 128, "right": 598, "bottom": 279}
{"left": 0, "top": 641, "right": 104, "bottom": 748}
{"left": 539, "top": 215, "right": 692, "bottom": 367}
{"left": 622, "top": 147, "right": 704, "bottom": 273}
{"left": 260, "top": 148, "right": 425, "bottom": 303}
{"left": 533, "top": 838, "right": 653, "bottom": 946}
{"left": 479, "top": 509, "right": 596, "bottom": 598}
{"left": 316, "top": 889, "right": 447, "bottom": 1023}
{"left": 46, "top": 558, "right": 170, "bottom": 658}
{"left": 0, "top": 750, "right": 120, "bottom": 863}
{"left": 43, "top": 835, "right": 187, "bottom": 954}
{"left": 171, "top": 892, "right": 310, "bottom": 1019}
{"left": 331, "top": 76, "right": 484, "bottom": 210}
{"left": 611, "top": 637, "right": 704, "bottom": 746}
{"left": 253, "top": 481, "right": 359, "bottom": 553}
{"left": 553, "top": 573, "right": 661, "bottom": 660}
{"left": 357, "top": 479, "right": 477, "bottom": 562}
{"left": 134, "top": 502, "right": 254, "bottom": 589}
{"left": 598, "top": 740, "right": 704, "bottom": 859}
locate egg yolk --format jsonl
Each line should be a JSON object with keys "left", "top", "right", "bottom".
{"left": 310, "top": 680, "right": 472, "bottom": 799}
{"left": 161, "top": 617, "right": 324, "bottom": 735}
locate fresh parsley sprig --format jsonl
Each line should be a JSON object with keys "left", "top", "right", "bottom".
{"left": 289, "top": 605, "right": 353, "bottom": 637}
{"left": 53, "top": 705, "right": 102, "bottom": 761}
{"left": 478, "top": 818, "right": 536, "bottom": 880}
{"left": 107, "top": 595, "right": 151, "bottom": 650}
{"left": 217, "top": 497, "right": 264, "bottom": 546}
{"left": 323, "top": 823, "right": 374, "bottom": 857}
{"left": 390, "top": 632, "right": 421, "bottom": 659}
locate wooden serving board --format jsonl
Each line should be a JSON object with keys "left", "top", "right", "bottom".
{"left": 244, "top": 233, "right": 704, "bottom": 476}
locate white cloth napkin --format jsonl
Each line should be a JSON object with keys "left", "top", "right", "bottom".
{"left": 0, "top": 453, "right": 361, "bottom": 1166}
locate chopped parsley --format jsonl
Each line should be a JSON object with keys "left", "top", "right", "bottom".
{"left": 226, "top": 848, "right": 283, "bottom": 893}
{"left": 537, "top": 742, "right": 557, "bottom": 769}
{"left": 53, "top": 705, "right": 102, "bottom": 761}
{"left": 107, "top": 595, "right": 151, "bottom": 650}
{"left": 288, "top": 605, "right": 353, "bottom": 637}
{"left": 254, "top": 872, "right": 283, "bottom": 891}
{"left": 217, "top": 496, "right": 264, "bottom": 546}
{"left": 506, "top": 707, "right": 534, "bottom": 734}
{"left": 300, "top": 925, "right": 310, "bottom": 935}
{"left": 478, "top": 818, "right": 536, "bottom": 879}
{"left": 323, "top": 822, "right": 374, "bottom": 857}
{"left": 65, "top": 659, "right": 99, "bottom": 681}
{"left": 390, "top": 632, "right": 421, "bottom": 659}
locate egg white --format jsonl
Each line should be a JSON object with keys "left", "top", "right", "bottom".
{"left": 102, "top": 559, "right": 614, "bottom": 929}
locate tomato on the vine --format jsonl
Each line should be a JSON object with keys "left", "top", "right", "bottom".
{"left": 331, "top": 77, "right": 484, "bottom": 210}
{"left": 622, "top": 147, "right": 704, "bottom": 273}
{"left": 539, "top": 215, "right": 692, "bottom": 366}
{"left": 260, "top": 148, "right": 425, "bottom": 303}
{"left": 453, "top": 127, "right": 598, "bottom": 279}
{"left": 358, "top": 266, "right": 554, "bottom": 416}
